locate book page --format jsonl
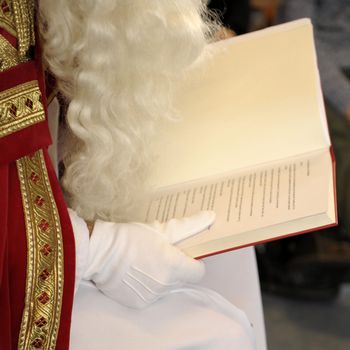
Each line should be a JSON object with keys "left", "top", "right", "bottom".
{"left": 144, "top": 150, "right": 332, "bottom": 249}
{"left": 149, "top": 20, "right": 330, "bottom": 189}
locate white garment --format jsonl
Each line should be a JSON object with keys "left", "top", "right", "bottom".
{"left": 70, "top": 281, "right": 255, "bottom": 350}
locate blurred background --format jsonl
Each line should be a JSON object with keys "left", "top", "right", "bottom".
{"left": 207, "top": 1, "right": 350, "bottom": 349}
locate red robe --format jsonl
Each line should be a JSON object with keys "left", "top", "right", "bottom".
{"left": 0, "top": 2, "right": 75, "bottom": 349}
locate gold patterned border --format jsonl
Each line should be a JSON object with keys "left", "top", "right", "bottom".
{"left": 0, "top": 80, "right": 45, "bottom": 138}
{"left": 0, "top": 0, "right": 17, "bottom": 37}
{"left": 17, "top": 150, "right": 64, "bottom": 350}
{"left": 12, "top": 0, "right": 35, "bottom": 58}
{"left": 0, "top": 33, "right": 19, "bottom": 72}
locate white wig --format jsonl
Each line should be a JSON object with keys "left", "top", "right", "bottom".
{"left": 39, "top": 0, "right": 216, "bottom": 221}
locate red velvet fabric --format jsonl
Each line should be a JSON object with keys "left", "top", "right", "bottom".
{"left": 0, "top": 53, "right": 75, "bottom": 350}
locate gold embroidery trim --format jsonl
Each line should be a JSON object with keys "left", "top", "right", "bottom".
{"left": 0, "top": 0, "right": 17, "bottom": 37}
{"left": 0, "top": 33, "right": 19, "bottom": 71}
{"left": 0, "top": 80, "right": 45, "bottom": 138}
{"left": 17, "top": 150, "right": 64, "bottom": 350}
{"left": 0, "top": 0, "right": 35, "bottom": 59}
{"left": 12, "top": 0, "right": 35, "bottom": 58}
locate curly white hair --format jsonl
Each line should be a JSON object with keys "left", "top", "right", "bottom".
{"left": 39, "top": 0, "right": 215, "bottom": 221}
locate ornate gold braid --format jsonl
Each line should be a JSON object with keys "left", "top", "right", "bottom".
{"left": 0, "top": 80, "right": 46, "bottom": 137}
{"left": 17, "top": 150, "right": 64, "bottom": 350}
{"left": 0, "top": 0, "right": 17, "bottom": 37}
{"left": 0, "top": 33, "right": 19, "bottom": 71}
{"left": 11, "top": 0, "right": 35, "bottom": 58}
{"left": 0, "top": 1, "right": 43, "bottom": 138}
{"left": 0, "top": 0, "right": 35, "bottom": 59}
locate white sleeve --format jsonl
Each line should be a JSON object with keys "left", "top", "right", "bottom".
{"left": 68, "top": 209, "right": 90, "bottom": 294}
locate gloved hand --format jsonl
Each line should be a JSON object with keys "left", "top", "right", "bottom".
{"left": 79, "top": 211, "right": 215, "bottom": 309}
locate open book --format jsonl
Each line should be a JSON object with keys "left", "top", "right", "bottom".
{"left": 142, "top": 19, "right": 337, "bottom": 259}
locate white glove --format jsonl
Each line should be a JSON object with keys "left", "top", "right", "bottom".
{"left": 81, "top": 211, "right": 215, "bottom": 309}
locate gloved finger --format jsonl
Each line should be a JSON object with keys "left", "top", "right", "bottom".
{"left": 173, "top": 253, "right": 206, "bottom": 283}
{"left": 154, "top": 211, "right": 216, "bottom": 244}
